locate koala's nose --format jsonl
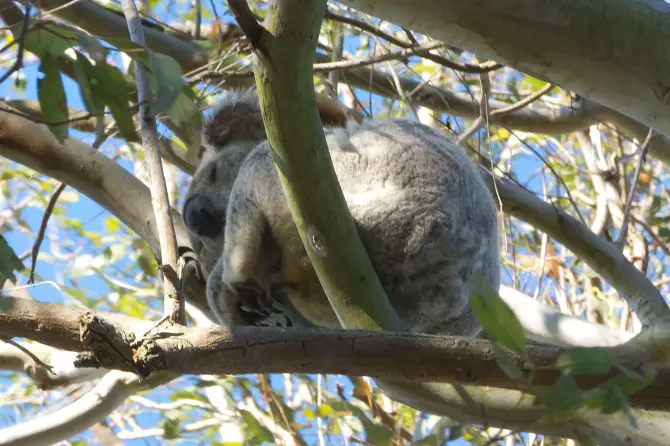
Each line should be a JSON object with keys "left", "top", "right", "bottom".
{"left": 183, "top": 195, "right": 224, "bottom": 238}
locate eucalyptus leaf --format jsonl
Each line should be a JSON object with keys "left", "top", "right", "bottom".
{"left": 555, "top": 347, "right": 614, "bottom": 375}
{"left": 0, "top": 235, "right": 24, "bottom": 284}
{"left": 469, "top": 279, "right": 526, "bottom": 354}
{"left": 93, "top": 62, "right": 138, "bottom": 142}
{"left": 239, "top": 409, "right": 274, "bottom": 443}
{"left": 38, "top": 55, "right": 69, "bottom": 143}
{"left": 150, "top": 52, "right": 184, "bottom": 114}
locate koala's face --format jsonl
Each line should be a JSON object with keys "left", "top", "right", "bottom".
{"left": 182, "top": 89, "right": 267, "bottom": 277}
{"left": 182, "top": 147, "right": 232, "bottom": 277}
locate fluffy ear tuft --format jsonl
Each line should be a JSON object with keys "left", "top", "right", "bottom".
{"left": 203, "top": 89, "right": 267, "bottom": 150}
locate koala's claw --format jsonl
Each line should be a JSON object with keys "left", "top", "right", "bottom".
{"left": 233, "top": 280, "right": 273, "bottom": 316}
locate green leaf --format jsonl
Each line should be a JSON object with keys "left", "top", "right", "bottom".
{"left": 93, "top": 62, "right": 138, "bottom": 142}
{"left": 601, "top": 386, "right": 627, "bottom": 415}
{"left": 469, "top": 278, "right": 526, "bottom": 354}
{"left": 166, "top": 86, "right": 202, "bottom": 150}
{"left": 493, "top": 342, "right": 524, "bottom": 380}
{"left": 575, "top": 429, "right": 597, "bottom": 446}
{"left": 150, "top": 53, "right": 184, "bottom": 114}
{"left": 76, "top": 33, "right": 107, "bottom": 62}
{"left": 316, "top": 403, "right": 333, "bottom": 417}
{"left": 159, "top": 417, "right": 180, "bottom": 439}
{"left": 0, "top": 235, "right": 24, "bottom": 284}
{"left": 555, "top": 347, "right": 614, "bottom": 375}
{"left": 73, "top": 52, "right": 105, "bottom": 116}
{"left": 73, "top": 51, "right": 106, "bottom": 143}
{"left": 331, "top": 401, "right": 394, "bottom": 446}
{"left": 37, "top": 55, "right": 69, "bottom": 143}
{"left": 600, "top": 364, "right": 657, "bottom": 397}
{"left": 239, "top": 409, "right": 274, "bottom": 443}
{"left": 12, "top": 21, "right": 71, "bottom": 58}
{"left": 103, "top": 37, "right": 147, "bottom": 56}
{"left": 532, "top": 373, "right": 586, "bottom": 414}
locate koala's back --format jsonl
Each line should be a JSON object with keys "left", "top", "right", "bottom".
{"left": 252, "top": 118, "right": 500, "bottom": 336}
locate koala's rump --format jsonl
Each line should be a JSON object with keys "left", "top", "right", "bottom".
{"left": 262, "top": 121, "right": 499, "bottom": 334}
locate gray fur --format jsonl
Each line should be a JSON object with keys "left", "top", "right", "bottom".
{"left": 183, "top": 89, "right": 500, "bottom": 335}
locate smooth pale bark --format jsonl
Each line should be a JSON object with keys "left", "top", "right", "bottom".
{"left": 342, "top": 0, "right": 670, "bottom": 140}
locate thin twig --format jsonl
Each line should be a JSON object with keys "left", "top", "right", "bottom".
{"left": 324, "top": 10, "right": 502, "bottom": 74}
{"left": 0, "top": 102, "right": 141, "bottom": 127}
{"left": 0, "top": 336, "right": 55, "bottom": 374}
{"left": 194, "top": 0, "right": 202, "bottom": 39}
{"left": 325, "top": 10, "right": 409, "bottom": 48}
{"left": 616, "top": 128, "right": 655, "bottom": 248}
{"left": 458, "top": 83, "right": 554, "bottom": 145}
{"left": 327, "top": 24, "right": 344, "bottom": 97}
{"left": 0, "top": 4, "right": 31, "bottom": 86}
{"left": 313, "top": 41, "right": 444, "bottom": 72}
{"left": 29, "top": 182, "right": 66, "bottom": 284}
{"left": 120, "top": 0, "right": 184, "bottom": 324}
{"left": 457, "top": 70, "right": 491, "bottom": 145}
{"left": 228, "top": 0, "right": 265, "bottom": 47}
{"left": 630, "top": 215, "right": 670, "bottom": 258}
{"left": 490, "top": 83, "right": 555, "bottom": 117}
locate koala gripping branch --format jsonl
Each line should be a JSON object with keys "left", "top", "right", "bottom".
{"left": 249, "top": 0, "right": 403, "bottom": 332}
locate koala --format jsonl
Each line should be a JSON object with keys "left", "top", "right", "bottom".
{"left": 183, "top": 89, "right": 500, "bottom": 336}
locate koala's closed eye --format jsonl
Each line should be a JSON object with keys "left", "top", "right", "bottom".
{"left": 208, "top": 165, "right": 217, "bottom": 185}
{"left": 183, "top": 194, "right": 225, "bottom": 238}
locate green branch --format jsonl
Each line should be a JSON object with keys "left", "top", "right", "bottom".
{"left": 246, "top": 0, "right": 402, "bottom": 331}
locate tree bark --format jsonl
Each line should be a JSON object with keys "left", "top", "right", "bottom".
{"left": 342, "top": 0, "right": 670, "bottom": 140}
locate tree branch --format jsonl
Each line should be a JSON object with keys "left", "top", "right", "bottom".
{"left": 0, "top": 341, "right": 105, "bottom": 388}
{"left": 483, "top": 171, "right": 670, "bottom": 330}
{"left": 244, "top": 0, "right": 403, "bottom": 330}
{"left": 0, "top": 295, "right": 666, "bottom": 411}
{"left": 340, "top": 0, "right": 670, "bottom": 140}
{"left": 0, "top": 371, "right": 142, "bottom": 446}
{"left": 120, "top": 0, "right": 183, "bottom": 324}
{"left": 498, "top": 285, "right": 634, "bottom": 348}
{"left": 228, "top": 0, "right": 265, "bottom": 47}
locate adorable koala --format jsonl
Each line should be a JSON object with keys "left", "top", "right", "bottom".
{"left": 183, "top": 89, "right": 500, "bottom": 336}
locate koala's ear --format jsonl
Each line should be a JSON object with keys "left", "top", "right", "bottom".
{"left": 315, "top": 93, "right": 364, "bottom": 127}
{"left": 204, "top": 91, "right": 266, "bottom": 149}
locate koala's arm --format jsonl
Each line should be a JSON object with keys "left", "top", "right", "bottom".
{"left": 208, "top": 144, "right": 287, "bottom": 324}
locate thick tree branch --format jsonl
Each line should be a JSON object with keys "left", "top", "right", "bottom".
{"left": 0, "top": 295, "right": 665, "bottom": 411}
{"left": 483, "top": 172, "right": 670, "bottom": 330}
{"left": 0, "top": 371, "right": 142, "bottom": 446}
{"left": 246, "top": 0, "right": 402, "bottom": 330}
{"left": 1, "top": 288, "right": 637, "bottom": 381}
{"left": 340, "top": 0, "right": 670, "bottom": 141}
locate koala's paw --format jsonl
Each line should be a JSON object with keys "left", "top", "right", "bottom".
{"left": 232, "top": 280, "right": 273, "bottom": 316}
